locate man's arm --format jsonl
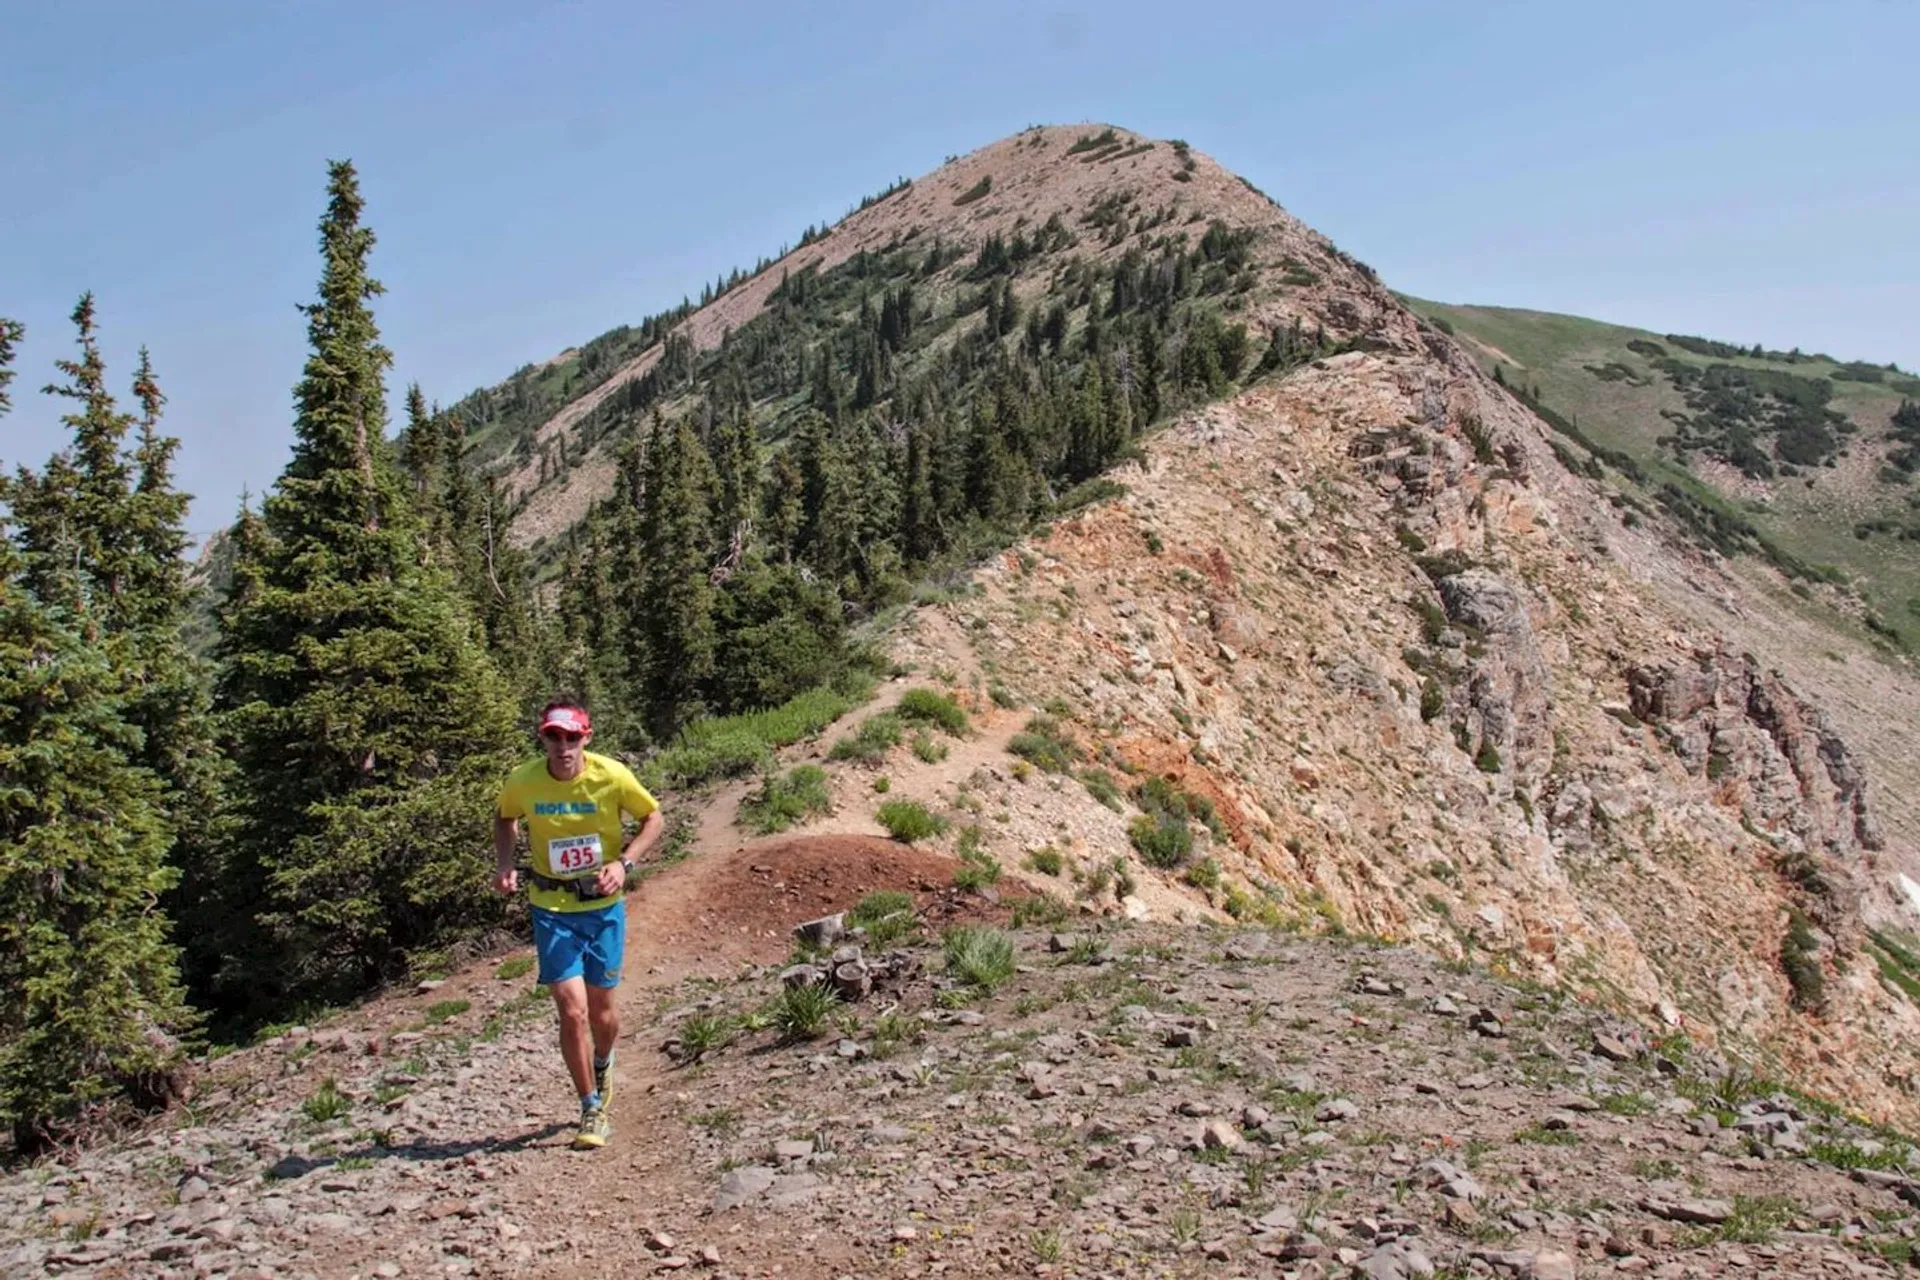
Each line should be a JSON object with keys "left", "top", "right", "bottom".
{"left": 596, "top": 808, "right": 666, "bottom": 897}
{"left": 622, "top": 809, "right": 666, "bottom": 869}
{"left": 493, "top": 816, "right": 521, "bottom": 895}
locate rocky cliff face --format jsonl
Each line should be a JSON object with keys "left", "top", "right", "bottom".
{"left": 889, "top": 333, "right": 1920, "bottom": 1123}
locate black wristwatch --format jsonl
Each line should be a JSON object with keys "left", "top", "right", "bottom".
{"left": 620, "top": 856, "right": 636, "bottom": 877}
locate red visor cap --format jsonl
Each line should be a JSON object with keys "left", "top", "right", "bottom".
{"left": 539, "top": 707, "right": 591, "bottom": 736}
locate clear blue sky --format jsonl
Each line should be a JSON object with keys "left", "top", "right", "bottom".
{"left": 4, "top": 0, "right": 1916, "bottom": 534}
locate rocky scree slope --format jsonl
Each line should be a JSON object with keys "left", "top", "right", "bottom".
{"left": 878, "top": 331, "right": 1920, "bottom": 1125}
{"left": 11, "top": 912, "right": 1920, "bottom": 1279}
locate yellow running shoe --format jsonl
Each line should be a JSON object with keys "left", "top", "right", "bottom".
{"left": 593, "top": 1053, "right": 614, "bottom": 1110}
{"left": 573, "top": 1106, "right": 610, "bottom": 1150}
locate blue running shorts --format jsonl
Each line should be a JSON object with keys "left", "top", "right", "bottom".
{"left": 531, "top": 900, "right": 626, "bottom": 988}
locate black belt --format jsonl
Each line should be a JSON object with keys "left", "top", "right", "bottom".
{"left": 529, "top": 871, "right": 615, "bottom": 902}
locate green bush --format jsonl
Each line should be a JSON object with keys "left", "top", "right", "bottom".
{"left": 1783, "top": 910, "right": 1826, "bottom": 1011}
{"left": 1129, "top": 812, "right": 1192, "bottom": 868}
{"left": 773, "top": 983, "right": 839, "bottom": 1040}
{"left": 954, "top": 857, "right": 1003, "bottom": 891}
{"left": 677, "top": 1012, "right": 736, "bottom": 1060}
{"left": 829, "top": 712, "right": 903, "bottom": 763}
{"left": 1079, "top": 769, "right": 1124, "bottom": 811}
{"left": 1131, "top": 775, "right": 1228, "bottom": 840}
{"left": 897, "top": 688, "right": 970, "bottom": 735}
{"left": 1066, "top": 128, "right": 1119, "bottom": 156}
{"left": 1026, "top": 847, "right": 1064, "bottom": 876}
{"left": 910, "top": 732, "right": 948, "bottom": 763}
{"left": 1184, "top": 858, "right": 1221, "bottom": 891}
{"left": 851, "top": 891, "right": 917, "bottom": 947}
{"left": 953, "top": 826, "right": 1003, "bottom": 890}
{"left": 1011, "top": 894, "right": 1071, "bottom": 928}
{"left": 302, "top": 1077, "right": 352, "bottom": 1123}
{"left": 953, "top": 176, "right": 993, "bottom": 206}
{"left": 494, "top": 955, "right": 534, "bottom": 981}
{"left": 424, "top": 999, "right": 470, "bottom": 1024}
{"left": 943, "top": 926, "right": 1016, "bottom": 992}
{"left": 1009, "top": 715, "right": 1078, "bottom": 773}
{"left": 739, "top": 765, "right": 832, "bottom": 835}
{"left": 877, "top": 800, "right": 948, "bottom": 842}
{"left": 647, "top": 682, "right": 866, "bottom": 790}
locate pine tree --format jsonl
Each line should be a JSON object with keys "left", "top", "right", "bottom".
{"left": 762, "top": 449, "right": 804, "bottom": 559}
{"left": 114, "top": 347, "right": 232, "bottom": 1008}
{"left": 901, "top": 426, "right": 938, "bottom": 563}
{"left": 0, "top": 319, "right": 20, "bottom": 413}
{"left": 709, "top": 557, "right": 845, "bottom": 713}
{"left": 632, "top": 411, "right": 717, "bottom": 739}
{"left": 214, "top": 161, "right": 520, "bottom": 1015}
{"left": 398, "top": 383, "right": 443, "bottom": 514}
{"left": 710, "top": 408, "right": 759, "bottom": 556}
{"left": 0, "top": 317, "right": 191, "bottom": 1149}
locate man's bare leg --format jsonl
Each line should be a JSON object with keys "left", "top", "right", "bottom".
{"left": 549, "top": 978, "right": 595, "bottom": 1099}
{"left": 586, "top": 984, "right": 620, "bottom": 1063}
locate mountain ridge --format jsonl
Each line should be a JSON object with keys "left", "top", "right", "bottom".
{"left": 429, "top": 122, "right": 1920, "bottom": 1124}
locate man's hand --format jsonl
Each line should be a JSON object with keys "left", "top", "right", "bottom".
{"left": 492, "top": 817, "right": 521, "bottom": 897}
{"left": 593, "top": 860, "right": 628, "bottom": 898}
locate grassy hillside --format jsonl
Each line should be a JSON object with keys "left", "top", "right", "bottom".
{"left": 1405, "top": 297, "right": 1920, "bottom": 650}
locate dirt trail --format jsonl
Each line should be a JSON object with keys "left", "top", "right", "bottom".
{"left": 374, "top": 830, "right": 993, "bottom": 1279}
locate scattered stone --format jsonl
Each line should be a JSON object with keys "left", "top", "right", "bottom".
{"left": 1315, "top": 1098, "right": 1359, "bottom": 1122}
{"left": 1640, "top": 1196, "right": 1733, "bottom": 1225}
{"left": 1593, "top": 1033, "right": 1635, "bottom": 1063}
{"left": 1527, "top": 1249, "right": 1577, "bottom": 1280}
{"left": 1360, "top": 1238, "right": 1435, "bottom": 1279}
{"left": 1416, "top": 1159, "right": 1486, "bottom": 1202}
{"left": 793, "top": 914, "right": 844, "bottom": 947}
{"left": 712, "top": 1166, "right": 777, "bottom": 1212}
{"left": 1200, "top": 1119, "right": 1243, "bottom": 1150}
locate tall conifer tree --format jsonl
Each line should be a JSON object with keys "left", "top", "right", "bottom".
{"left": 0, "top": 317, "right": 191, "bottom": 1148}
{"left": 215, "top": 162, "right": 520, "bottom": 1013}
{"left": 633, "top": 410, "right": 717, "bottom": 739}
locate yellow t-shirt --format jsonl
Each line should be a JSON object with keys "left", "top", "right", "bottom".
{"left": 497, "top": 751, "right": 659, "bottom": 913}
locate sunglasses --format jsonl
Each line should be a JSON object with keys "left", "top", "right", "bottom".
{"left": 540, "top": 729, "right": 586, "bottom": 744}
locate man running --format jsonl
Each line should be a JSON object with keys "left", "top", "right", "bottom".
{"left": 493, "top": 699, "right": 664, "bottom": 1149}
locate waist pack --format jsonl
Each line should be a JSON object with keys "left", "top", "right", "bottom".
{"left": 529, "top": 871, "right": 613, "bottom": 902}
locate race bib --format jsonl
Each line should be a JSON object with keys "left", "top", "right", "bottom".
{"left": 548, "top": 833, "right": 603, "bottom": 876}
